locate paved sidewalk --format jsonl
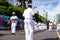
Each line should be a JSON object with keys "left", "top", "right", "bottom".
{"left": 0, "top": 29, "right": 59, "bottom": 40}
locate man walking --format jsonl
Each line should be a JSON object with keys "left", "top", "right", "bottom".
{"left": 22, "top": 5, "right": 35, "bottom": 40}
{"left": 10, "top": 12, "right": 18, "bottom": 35}
{"left": 49, "top": 21, "right": 53, "bottom": 32}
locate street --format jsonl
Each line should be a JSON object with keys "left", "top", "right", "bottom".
{"left": 0, "top": 29, "right": 60, "bottom": 40}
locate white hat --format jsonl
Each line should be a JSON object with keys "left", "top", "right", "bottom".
{"left": 50, "top": 20, "right": 53, "bottom": 22}
{"left": 12, "top": 12, "right": 16, "bottom": 15}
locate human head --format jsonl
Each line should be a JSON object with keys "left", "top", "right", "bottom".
{"left": 28, "top": 4, "right": 32, "bottom": 8}
{"left": 12, "top": 12, "right": 16, "bottom": 16}
{"left": 50, "top": 19, "right": 53, "bottom": 22}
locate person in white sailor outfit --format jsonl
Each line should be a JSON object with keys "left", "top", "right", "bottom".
{"left": 57, "top": 23, "right": 60, "bottom": 31}
{"left": 22, "top": 5, "right": 35, "bottom": 40}
{"left": 10, "top": 12, "right": 18, "bottom": 35}
{"left": 49, "top": 21, "right": 53, "bottom": 32}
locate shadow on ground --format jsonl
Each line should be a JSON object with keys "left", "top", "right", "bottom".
{"left": 0, "top": 34, "right": 4, "bottom": 37}
{"left": 0, "top": 33, "right": 12, "bottom": 37}
{"left": 41, "top": 38, "right": 59, "bottom": 40}
{"left": 20, "top": 29, "right": 47, "bottom": 35}
{"left": 34, "top": 29, "right": 47, "bottom": 34}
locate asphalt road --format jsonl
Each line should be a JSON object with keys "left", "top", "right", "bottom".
{"left": 0, "top": 29, "right": 60, "bottom": 40}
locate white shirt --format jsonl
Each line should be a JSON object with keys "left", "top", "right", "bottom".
{"left": 10, "top": 16, "right": 18, "bottom": 22}
{"left": 49, "top": 22, "right": 53, "bottom": 26}
{"left": 23, "top": 7, "right": 35, "bottom": 19}
{"left": 57, "top": 24, "right": 60, "bottom": 26}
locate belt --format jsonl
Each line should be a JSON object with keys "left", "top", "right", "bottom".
{"left": 25, "top": 18, "right": 33, "bottom": 19}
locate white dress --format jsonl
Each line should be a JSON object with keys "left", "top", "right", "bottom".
{"left": 10, "top": 16, "right": 18, "bottom": 33}
{"left": 49, "top": 22, "right": 53, "bottom": 31}
{"left": 57, "top": 24, "right": 60, "bottom": 31}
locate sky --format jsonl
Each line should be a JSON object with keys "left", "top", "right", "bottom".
{"left": 32, "top": 0, "right": 60, "bottom": 22}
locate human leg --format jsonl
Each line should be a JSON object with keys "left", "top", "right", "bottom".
{"left": 11, "top": 22, "right": 17, "bottom": 34}
{"left": 29, "top": 21, "right": 34, "bottom": 40}
{"left": 24, "top": 22, "right": 29, "bottom": 40}
{"left": 49, "top": 26, "right": 52, "bottom": 31}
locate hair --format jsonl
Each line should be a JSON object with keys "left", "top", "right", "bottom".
{"left": 28, "top": 5, "right": 32, "bottom": 8}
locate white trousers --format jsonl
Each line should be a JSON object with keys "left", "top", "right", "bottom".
{"left": 49, "top": 26, "right": 52, "bottom": 31}
{"left": 11, "top": 22, "right": 17, "bottom": 33}
{"left": 57, "top": 24, "right": 60, "bottom": 31}
{"left": 24, "top": 19, "right": 34, "bottom": 40}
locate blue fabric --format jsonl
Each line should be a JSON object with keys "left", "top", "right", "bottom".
{"left": 0, "top": 25, "right": 6, "bottom": 29}
{"left": 3, "top": 16, "right": 10, "bottom": 20}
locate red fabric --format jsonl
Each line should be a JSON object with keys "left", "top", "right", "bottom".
{"left": 20, "top": 22, "right": 23, "bottom": 29}
{"left": 0, "top": 18, "right": 4, "bottom": 25}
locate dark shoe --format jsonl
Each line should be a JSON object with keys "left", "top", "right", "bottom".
{"left": 11, "top": 33, "right": 15, "bottom": 35}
